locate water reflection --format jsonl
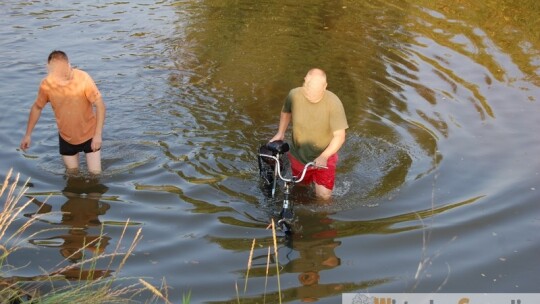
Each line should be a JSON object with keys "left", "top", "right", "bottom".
{"left": 1, "top": 0, "right": 539, "bottom": 301}
{"left": 281, "top": 211, "right": 351, "bottom": 302}
{"left": 207, "top": 193, "right": 481, "bottom": 302}
{"left": 163, "top": 0, "right": 444, "bottom": 209}
{"left": 26, "top": 175, "right": 112, "bottom": 280}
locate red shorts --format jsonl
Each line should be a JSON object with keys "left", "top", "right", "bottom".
{"left": 288, "top": 153, "right": 338, "bottom": 190}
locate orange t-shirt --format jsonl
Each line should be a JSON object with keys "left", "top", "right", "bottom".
{"left": 35, "top": 69, "right": 101, "bottom": 145}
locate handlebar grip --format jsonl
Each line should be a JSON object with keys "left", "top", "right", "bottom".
{"left": 307, "top": 162, "right": 327, "bottom": 169}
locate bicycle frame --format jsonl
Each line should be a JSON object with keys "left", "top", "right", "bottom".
{"left": 259, "top": 152, "right": 321, "bottom": 234}
{"left": 259, "top": 154, "right": 314, "bottom": 191}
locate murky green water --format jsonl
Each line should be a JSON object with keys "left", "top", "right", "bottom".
{"left": 1, "top": 0, "right": 539, "bottom": 302}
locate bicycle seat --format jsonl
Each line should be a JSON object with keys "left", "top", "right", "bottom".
{"left": 266, "top": 140, "right": 290, "bottom": 154}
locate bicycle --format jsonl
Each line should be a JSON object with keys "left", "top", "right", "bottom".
{"left": 258, "top": 140, "right": 325, "bottom": 234}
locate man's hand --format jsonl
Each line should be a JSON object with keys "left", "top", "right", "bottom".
{"left": 91, "top": 135, "right": 102, "bottom": 152}
{"left": 21, "top": 103, "right": 44, "bottom": 152}
{"left": 313, "top": 129, "right": 346, "bottom": 168}
{"left": 20, "top": 135, "right": 31, "bottom": 151}
{"left": 269, "top": 133, "right": 285, "bottom": 143}
{"left": 314, "top": 155, "right": 329, "bottom": 168}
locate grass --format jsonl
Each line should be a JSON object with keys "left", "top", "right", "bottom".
{"left": 237, "top": 219, "right": 283, "bottom": 304}
{"left": 0, "top": 169, "right": 178, "bottom": 304}
{"left": 2, "top": 167, "right": 282, "bottom": 303}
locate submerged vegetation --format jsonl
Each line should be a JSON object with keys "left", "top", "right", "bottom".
{"left": 0, "top": 169, "right": 173, "bottom": 304}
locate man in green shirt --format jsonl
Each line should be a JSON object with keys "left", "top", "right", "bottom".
{"left": 270, "top": 68, "right": 348, "bottom": 200}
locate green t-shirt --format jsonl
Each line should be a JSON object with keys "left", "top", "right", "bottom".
{"left": 282, "top": 87, "right": 348, "bottom": 164}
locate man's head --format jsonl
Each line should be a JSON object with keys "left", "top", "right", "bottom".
{"left": 48, "top": 50, "right": 69, "bottom": 63}
{"left": 302, "top": 68, "right": 327, "bottom": 103}
{"left": 47, "top": 50, "right": 72, "bottom": 81}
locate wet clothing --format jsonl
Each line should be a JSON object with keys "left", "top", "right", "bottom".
{"left": 282, "top": 87, "right": 348, "bottom": 164}
{"left": 59, "top": 134, "right": 98, "bottom": 155}
{"left": 35, "top": 69, "right": 102, "bottom": 145}
{"left": 289, "top": 153, "right": 338, "bottom": 190}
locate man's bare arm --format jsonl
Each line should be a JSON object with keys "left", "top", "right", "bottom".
{"left": 314, "top": 129, "right": 346, "bottom": 167}
{"left": 91, "top": 97, "right": 106, "bottom": 151}
{"left": 20, "top": 103, "right": 44, "bottom": 151}
{"left": 270, "top": 112, "right": 291, "bottom": 142}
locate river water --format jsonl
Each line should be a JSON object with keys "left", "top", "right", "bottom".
{"left": 0, "top": 1, "right": 539, "bottom": 303}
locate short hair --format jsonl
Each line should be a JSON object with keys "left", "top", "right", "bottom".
{"left": 47, "top": 50, "right": 69, "bottom": 63}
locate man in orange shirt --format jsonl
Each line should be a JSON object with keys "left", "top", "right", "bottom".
{"left": 20, "top": 50, "right": 106, "bottom": 174}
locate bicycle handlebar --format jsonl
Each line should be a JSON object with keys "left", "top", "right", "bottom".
{"left": 259, "top": 153, "right": 327, "bottom": 184}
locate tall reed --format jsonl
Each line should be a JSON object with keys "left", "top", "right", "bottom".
{"left": 0, "top": 169, "right": 173, "bottom": 303}
{"left": 237, "top": 219, "right": 282, "bottom": 304}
